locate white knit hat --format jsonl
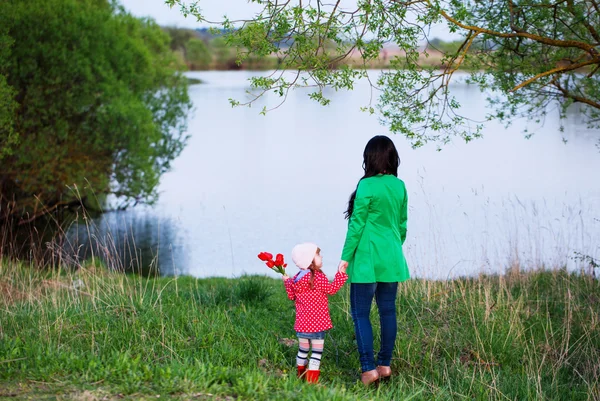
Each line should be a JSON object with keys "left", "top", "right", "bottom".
{"left": 291, "top": 242, "right": 318, "bottom": 270}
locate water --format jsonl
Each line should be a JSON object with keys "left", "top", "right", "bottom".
{"left": 68, "top": 70, "right": 600, "bottom": 279}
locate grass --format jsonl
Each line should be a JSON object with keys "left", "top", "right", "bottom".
{"left": 1, "top": 261, "right": 599, "bottom": 400}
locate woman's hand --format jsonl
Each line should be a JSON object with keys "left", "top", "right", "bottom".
{"left": 282, "top": 274, "right": 290, "bottom": 281}
{"left": 338, "top": 260, "right": 349, "bottom": 274}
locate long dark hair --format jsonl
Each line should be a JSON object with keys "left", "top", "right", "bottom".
{"left": 344, "top": 135, "right": 400, "bottom": 219}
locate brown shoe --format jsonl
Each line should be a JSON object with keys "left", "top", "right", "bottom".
{"left": 360, "top": 369, "right": 380, "bottom": 386}
{"left": 376, "top": 365, "right": 392, "bottom": 379}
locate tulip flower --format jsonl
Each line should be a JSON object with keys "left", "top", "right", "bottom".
{"left": 258, "top": 251, "right": 287, "bottom": 275}
{"left": 275, "top": 253, "right": 284, "bottom": 265}
{"left": 258, "top": 252, "right": 273, "bottom": 261}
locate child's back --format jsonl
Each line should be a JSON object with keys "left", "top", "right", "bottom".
{"left": 282, "top": 243, "right": 348, "bottom": 383}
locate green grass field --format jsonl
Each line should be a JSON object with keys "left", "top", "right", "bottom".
{"left": 1, "top": 261, "right": 599, "bottom": 400}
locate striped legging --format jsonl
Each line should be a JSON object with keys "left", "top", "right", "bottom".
{"left": 296, "top": 338, "right": 324, "bottom": 370}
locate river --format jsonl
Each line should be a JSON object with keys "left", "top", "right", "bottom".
{"left": 68, "top": 70, "right": 600, "bottom": 279}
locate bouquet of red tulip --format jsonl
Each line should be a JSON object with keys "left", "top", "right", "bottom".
{"left": 258, "top": 252, "right": 287, "bottom": 275}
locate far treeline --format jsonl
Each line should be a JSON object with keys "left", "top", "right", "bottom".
{"left": 164, "top": 27, "right": 473, "bottom": 71}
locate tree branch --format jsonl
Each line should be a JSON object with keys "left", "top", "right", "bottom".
{"left": 435, "top": 5, "right": 599, "bottom": 56}
{"left": 553, "top": 79, "right": 600, "bottom": 110}
{"left": 511, "top": 56, "right": 600, "bottom": 92}
{"left": 443, "top": 31, "right": 479, "bottom": 83}
{"left": 589, "top": 0, "right": 600, "bottom": 16}
{"left": 566, "top": 0, "right": 600, "bottom": 44}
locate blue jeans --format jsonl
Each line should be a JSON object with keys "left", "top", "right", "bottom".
{"left": 296, "top": 331, "right": 326, "bottom": 340}
{"left": 350, "top": 282, "right": 398, "bottom": 372}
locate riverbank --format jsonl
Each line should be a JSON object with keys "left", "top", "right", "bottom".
{"left": 183, "top": 49, "right": 468, "bottom": 72}
{"left": 1, "top": 261, "right": 599, "bottom": 400}
{"left": 165, "top": 26, "right": 469, "bottom": 72}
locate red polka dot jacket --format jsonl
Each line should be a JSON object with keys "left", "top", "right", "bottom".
{"left": 284, "top": 270, "right": 348, "bottom": 332}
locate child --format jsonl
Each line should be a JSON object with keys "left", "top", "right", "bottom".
{"left": 282, "top": 242, "right": 348, "bottom": 384}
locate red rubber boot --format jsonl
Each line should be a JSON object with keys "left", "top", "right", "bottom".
{"left": 305, "top": 370, "right": 320, "bottom": 384}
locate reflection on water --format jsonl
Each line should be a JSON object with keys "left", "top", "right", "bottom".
{"left": 67, "top": 209, "right": 187, "bottom": 276}
{"left": 68, "top": 71, "right": 600, "bottom": 278}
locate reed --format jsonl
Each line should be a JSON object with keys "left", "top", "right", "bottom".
{"left": 1, "top": 258, "right": 598, "bottom": 400}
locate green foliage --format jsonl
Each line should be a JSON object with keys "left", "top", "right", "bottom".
{"left": 1, "top": 264, "right": 599, "bottom": 400}
{"left": 186, "top": 38, "right": 212, "bottom": 69}
{"left": 163, "top": 27, "right": 279, "bottom": 70}
{"left": 429, "top": 37, "right": 481, "bottom": 55}
{"left": 0, "top": 28, "right": 17, "bottom": 159}
{"left": 0, "top": 0, "right": 191, "bottom": 219}
{"left": 168, "top": 0, "right": 600, "bottom": 149}
{"left": 211, "top": 36, "right": 237, "bottom": 69}
{"left": 163, "top": 26, "right": 195, "bottom": 53}
{"left": 463, "top": 1, "right": 600, "bottom": 133}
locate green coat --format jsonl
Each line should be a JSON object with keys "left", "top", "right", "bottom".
{"left": 341, "top": 174, "right": 409, "bottom": 283}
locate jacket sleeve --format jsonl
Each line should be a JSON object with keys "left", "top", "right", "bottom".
{"left": 284, "top": 278, "right": 296, "bottom": 300}
{"left": 399, "top": 184, "right": 408, "bottom": 245}
{"left": 341, "top": 180, "right": 372, "bottom": 261}
{"left": 321, "top": 271, "right": 348, "bottom": 295}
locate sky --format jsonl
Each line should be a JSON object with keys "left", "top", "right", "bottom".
{"left": 119, "top": 0, "right": 263, "bottom": 27}
{"left": 118, "top": 0, "right": 459, "bottom": 41}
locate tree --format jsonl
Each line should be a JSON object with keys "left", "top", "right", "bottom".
{"left": 428, "top": 38, "right": 480, "bottom": 55}
{"left": 0, "top": 28, "right": 17, "bottom": 159}
{"left": 163, "top": 26, "right": 196, "bottom": 55}
{"left": 0, "top": 0, "right": 191, "bottom": 222}
{"left": 210, "top": 36, "right": 238, "bottom": 69}
{"left": 187, "top": 38, "right": 212, "bottom": 69}
{"left": 167, "top": 0, "right": 599, "bottom": 147}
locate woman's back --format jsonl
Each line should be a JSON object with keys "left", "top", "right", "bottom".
{"left": 342, "top": 174, "right": 409, "bottom": 283}
{"left": 362, "top": 174, "right": 406, "bottom": 234}
{"left": 339, "top": 135, "right": 409, "bottom": 384}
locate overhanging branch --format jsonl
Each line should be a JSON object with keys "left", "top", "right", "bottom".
{"left": 511, "top": 57, "right": 600, "bottom": 92}
{"left": 435, "top": 5, "right": 599, "bottom": 56}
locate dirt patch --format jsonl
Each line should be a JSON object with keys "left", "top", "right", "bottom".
{"left": 277, "top": 337, "right": 297, "bottom": 347}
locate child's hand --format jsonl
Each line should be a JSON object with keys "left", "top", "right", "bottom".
{"left": 338, "top": 260, "right": 348, "bottom": 274}
{"left": 282, "top": 274, "right": 290, "bottom": 281}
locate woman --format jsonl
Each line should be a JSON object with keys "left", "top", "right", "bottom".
{"left": 338, "top": 135, "right": 409, "bottom": 386}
